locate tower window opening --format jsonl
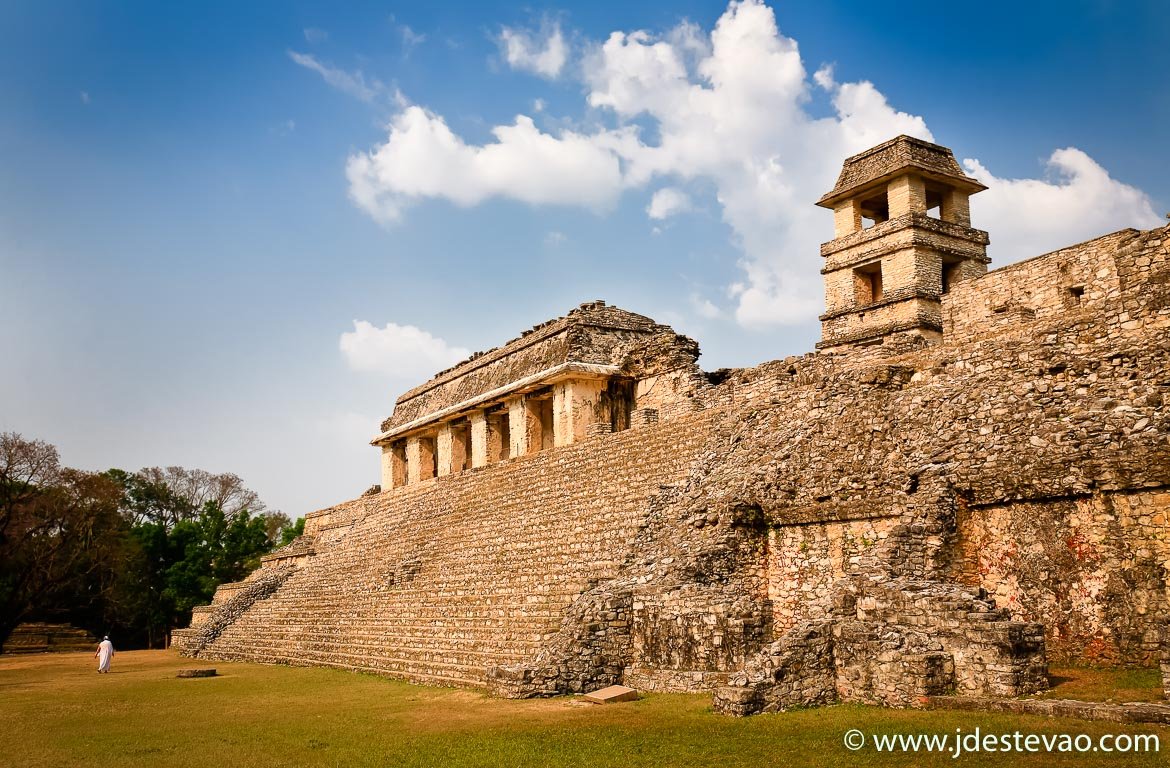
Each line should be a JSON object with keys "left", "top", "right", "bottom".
{"left": 925, "top": 187, "right": 945, "bottom": 220}
{"left": 942, "top": 259, "right": 963, "bottom": 294}
{"left": 859, "top": 194, "right": 889, "bottom": 229}
{"left": 853, "top": 263, "right": 883, "bottom": 305}
{"left": 1068, "top": 285, "right": 1085, "bottom": 302}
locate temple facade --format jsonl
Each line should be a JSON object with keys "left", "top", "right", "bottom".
{"left": 371, "top": 302, "right": 700, "bottom": 490}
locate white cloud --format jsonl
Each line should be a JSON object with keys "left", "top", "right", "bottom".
{"left": 400, "top": 24, "right": 427, "bottom": 54}
{"left": 339, "top": 320, "right": 470, "bottom": 380}
{"left": 647, "top": 187, "right": 692, "bottom": 220}
{"left": 345, "top": 0, "right": 1160, "bottom": 328}
{"left": 690, "top": 294, "right": 722, "bottom": 319}
{"left": 303, "top": 27, "right": 328, "bottom": 44}
{"left": 963, "top": 149, "right": 1162, "bottom": 263}
{"left": 79, "top": 91, "right": 90, "bottom": 105}
{"left": 544, "top": 230, "right": 567, "bottom": 247}
{"left": 346, "top": 107, "right": 625, "bottom": 224}
{"left": 499, "top": 19, "right": 568, "bottom": 79}
{"left": 288, "top": 51, "right": 383, "bottom": 103}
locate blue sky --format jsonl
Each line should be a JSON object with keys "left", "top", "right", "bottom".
{"left": 2, "top": 0, "right": 1166, "bottom": 519}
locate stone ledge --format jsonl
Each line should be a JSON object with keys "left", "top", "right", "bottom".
{"left": 928, "top": 696, "right": 1170, "bottom": 725}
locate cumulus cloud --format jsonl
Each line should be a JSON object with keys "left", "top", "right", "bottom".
{"left": 339, "top": 320, "right": 470, "bottom": 379}
{"left": 346, "top": 107, "right": 624, "bottom": 223}
{"left": 647, "top": 187, "right": 692, "bottom": 220}
{"left": 964, "top": 149, "right": 1162, "bottom": 263}
{"left": 498, "top": 19, "right": 568, "bottom": 78}
{"left": 345, "top": 0, "right": 1159, "bottom": 328}
{"left": 288, "top": 51, "right": 383, "bottom": 103}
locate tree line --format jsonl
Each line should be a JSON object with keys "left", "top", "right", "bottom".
{"left": 0, "top": 432, "right": 302, "bottom": 652}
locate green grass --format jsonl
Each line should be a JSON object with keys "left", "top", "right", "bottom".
{"left": 1035, "top": 667, "right": 1165, "bottom": 703}
{"left": 0, "top": 651, "right": 1165, "bottom": 767}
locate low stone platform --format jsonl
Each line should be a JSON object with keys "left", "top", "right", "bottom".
{"left": 582, "top": 685, "right": 638, "bottom": 704}
{"left": 2, "top": 623, "right": 96, "bottom": 654}
{"left": 176, "top": 669, "right": 218, "bottom": 678}
{"left": 929, "top": 696, "right": 1170, "bottom": 726}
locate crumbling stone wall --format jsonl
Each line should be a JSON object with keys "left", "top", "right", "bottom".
{"left": 956, "top": 492, "right": 1170, "bottom": 665}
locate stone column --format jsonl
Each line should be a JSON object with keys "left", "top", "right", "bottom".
{"left": 507, "top": 396, "right": 545, "bottom": 457}
{"left": 380, "top": 445, "right": 394, "bottom": 491}
{"left": 436, "top": 424, "right": 454, "bottom": 477}
{"left": 887, "top": 173, "right": 926, "bottom": 218}
{"left": 833, "top": 199, "right": 862, "bottom": 238}
{"left": 470, "top": 410, "right": 489, "bottom": 469}
{"left": 380, "top": 441, "right": 407, "bottom": 491}
{"left": 552, "top": 379, "right": 608, "bottom": 447}
{"left": 486, "top": 413, "right": 508, "bottom": 462}
{"left": 941, "top": 189, "right": 971, "bottom": 226}
{"left": 406, "top": 435, "right": 435, "bottom": 483}
{"left": 449, "top": 422, "right": 469, "bottom": 474}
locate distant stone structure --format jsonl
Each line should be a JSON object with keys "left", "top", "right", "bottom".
{"left": 2, "top": 623, "right": 96, "bottom": 654}
{"left": 175, "top": 136, "right": 1169, "bottom": 714}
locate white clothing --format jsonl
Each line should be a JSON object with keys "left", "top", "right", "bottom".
{"left": 96, "top": 639, "right": 114, "bottom": 673}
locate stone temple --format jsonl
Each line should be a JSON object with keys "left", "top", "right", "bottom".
{"left": 175, "top": 136, "right": 1170, "bottom": 714}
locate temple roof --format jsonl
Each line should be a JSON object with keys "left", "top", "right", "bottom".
{"left": 816, "top": 135, "right": 987, "bottom": 209}
{"left": 374, "top": 301, "right": 679, "bottom": 441}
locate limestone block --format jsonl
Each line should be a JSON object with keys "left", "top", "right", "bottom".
{"left": 406, "top": 435, "right": 435, "bottom": 483}
{"left": 470, "top": 410, "right": 489, "bottom": 468}
{"left": 177, "top": 668, "right": 217, "bottom": 678}
{"left": 582, "top": 684, "right": 638, "bottom": 704}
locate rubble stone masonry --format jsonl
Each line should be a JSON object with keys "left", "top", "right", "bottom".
{"left": 177, "top": 138, "right": 1169, "bottom": 716}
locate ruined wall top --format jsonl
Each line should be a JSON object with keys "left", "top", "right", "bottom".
{"left": 376, "top": 301, "right": 695, "bottom": 437}
{"left": 817, "top": 135, "right": 986, "bottom": 209}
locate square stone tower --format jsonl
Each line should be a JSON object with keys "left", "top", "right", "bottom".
{"left": 815, "top": 135, "right": 990, "bottom": 352}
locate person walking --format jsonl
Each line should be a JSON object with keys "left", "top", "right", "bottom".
{"left": 94, "top": 636, "right": 114, "bottom": 673}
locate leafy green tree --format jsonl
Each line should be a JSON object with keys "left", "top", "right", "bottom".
{"left": 279, "top": 517, "right": 306, "bottom": 546}
{"left": 2, "top": 433, "right": 286, "bottom": 650}
{"left": 0, "top": 433, "right": 127, "bottom": 652}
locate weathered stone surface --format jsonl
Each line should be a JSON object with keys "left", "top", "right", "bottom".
{"left": 582, "top": 684, "right": 638, "bottom": 704}
{"left": 176, "top": 668, "right": 217, "bottom": 678}
{"left": 178, "top": 138, "right": 1170, "bottom": 720}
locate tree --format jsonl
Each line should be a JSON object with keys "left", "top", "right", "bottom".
{"left": 261, "top": 511, "right": 292, "bottom": 543}
{"left": 0, "top": 434, "right": 127, "bottom": 652}
{"left": 1, "top": 434, "right": 286, "bottom": 650}
{"left": 278, "top": 517, "right": 305, "bottom": 547}
{"left": 135, "top": 466, "right": 266, "bottom": 521}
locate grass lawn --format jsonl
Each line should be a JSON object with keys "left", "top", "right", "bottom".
{"left": 0, "top": 651, "right": 1165, "bottom": 767}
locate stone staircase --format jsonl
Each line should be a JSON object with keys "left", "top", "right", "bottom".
{"left": 181, "top": 411, "right": 714, "bottom": 688}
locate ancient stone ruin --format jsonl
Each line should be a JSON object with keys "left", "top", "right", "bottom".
{"left": 175, "top": 136, "right": 1170, "bottom": 715}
